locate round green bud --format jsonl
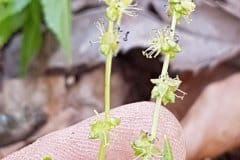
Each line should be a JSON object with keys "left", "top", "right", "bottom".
{"left": 106, "top": 6, "right": 120, "bottom": 22}
{"left": 163, "top": 90, "right": 176, "bottom": 105}
{"left": 100, "top": 44, "right": 112, "bottom": 57}
{"left": 162, "top": 43, "right": 170, "bottom": 52}
{"left": 168, "top": 40, "right": 177, "bottom": 48}
{"left": 151, "top": 86, "right": 161, "bottom": 99}
{"left": 168, "top": 0, "right": 196, "bottom": 22}
{"left": 99, "top": 31, "right": 119, "bottom": 56}
{"left": 108, "top": 117, "right": 120, "bottom": 128}
{"left": 175, "top": 4, "right": 183, "bottom": 12}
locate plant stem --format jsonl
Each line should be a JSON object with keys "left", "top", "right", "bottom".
{"left": 170, "top": 11, "right": 177, "bottom": 35}
{"left": 150, "top": 11, "right": 177, "bottom": 141}
{"left": 104, "top": 21, "right": 114, "bottom": 120}
{"left": 108, "top": 21, "right": 114, "bottom": 33}
{"left": 161, "top": 54, "right": 170, "bottom": 77}
{"left": 150, "top": 96, "right": 162, "bottom": 140}
{"left": 98, "top": 21, "right": 114, "bottom": 160}
{"left": 150, "top": 55, "right": 170, "bottom": 140}
{"left": 104, "top": 53, "right": 112, "bottom": 120}
{"left": 98, "top": 140, "right": 107, "bottom": 160}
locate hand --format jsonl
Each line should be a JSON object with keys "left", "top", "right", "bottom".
{"left": 4, "top": 102, "right": 185, "bottom": 160}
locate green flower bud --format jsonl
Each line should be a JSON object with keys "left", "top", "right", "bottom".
{"left": 168, "top": 0, "right": 196, "bottom": 22}
{"left": 150, "top": 75, "right": 185, "bottom": 105}
{"left": 106, "top": 6, "right": 120, "bottom": 22}
{"left": 151, "top": 86, "right": 161, "bottom": 99}
{"left": 99, "top": 31, "right": 119, "bottom": 56}
{"left": 103, "top": 0, "right": 141, "bottom": 23}
{"left": 143, "top": 29, "right": 181, "bottom": 59}
{"left": 162, "top": 90, "right": 176, "bottom": 105}
{"left": 108, "top": 117, "right": 121, "bottom": 128}
{"left": 89, "top": 117, "right": 120, "bottom": 143}
{"left": 131, "top": 132, "right": 160, "bottom": 159}
{"left": 162, "top": 43, "right": 170, "bottom": 52}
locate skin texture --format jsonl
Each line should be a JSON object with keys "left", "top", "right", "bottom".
{"left": 182, "top": 73, "right": 240, "bottom": 159}
{"left": 3, "top": 102, "right": 185, "bottom": 160}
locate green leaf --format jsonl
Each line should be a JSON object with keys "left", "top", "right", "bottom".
{"left": 40, "top": 0, "right": 72, "bottom": 63}
{"left": 0, "top": 0, "right": 31, "bottom": 23}
{"left": 162, "top": 135, "right": 173, "bottom": 160}
{"left": 0, "top": 12, "right": 26, "bottom": 47}
{"left": 20, "top": 0, "right": 42, "bottom": 75}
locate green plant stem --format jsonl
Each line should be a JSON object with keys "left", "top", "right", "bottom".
{"left": 98, "top": 139, "right": 107, "bottom": 160}
{"left": 150, "top": 55, "right": 170, "bottom": 140}
{"left": 150, "top": 96, "right": 162, "bottom": 140}
{"left": 104, "top": 53, "right": 112, "bottom": 120}
{"left": 150, "top": 11, "right": 177, "bottom": 141}
{"left": 98, "top": 21, "right": 114, "bottom": 160}
{"left": 161, "top": 54, "right": 170, "bottom": 77}
{"left": 104, "top": 21, "right": 114, "bottom": 120}
{"left": 170, "top": 11, "right": 177, "bottom": 36}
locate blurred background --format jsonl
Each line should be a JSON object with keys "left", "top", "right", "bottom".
{"left": 0, "top": 0, "right": 240, "bottom": 159}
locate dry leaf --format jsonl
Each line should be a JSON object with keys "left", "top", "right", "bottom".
{"left": 182, "top": 73, "right": 240, "bottom": 159}
{"left": 201, "top": 0, "right": 240, "bottom": 19}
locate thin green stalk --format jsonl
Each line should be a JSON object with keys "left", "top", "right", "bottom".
{"left": 108, "top": 21, "right": 114, "bottom": 33}
{"left": 150, "top": 11, "right": 177, "bottom": 141}
{"left": 104, "top": 21, "right": 114, "bottom": 120}
{"left": 98, "top": 20, "right": 114, "bottom": 160}
{"left": 150, "top": 96, "right": 162, "bottom": 140}
{"left": 98, "top": 140, "right": 107, "bottom": 160}
{"left": 150, "top": 54, "right": 170, "bottom": 140}
{"left": 93, "top": 1, "right": 142, "bottom": 160}
{"left": 104, "top": 53, "right": 112, "bottom": 120}
{"left": 170, "top": 11, "right": 177, "bottom": 35}
{"left": 161, "top": 54, "right": 170, "bottom": 77}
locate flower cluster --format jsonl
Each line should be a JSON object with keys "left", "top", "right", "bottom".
{"left": 143, "top": 28, "right": 181, "bottom": 59}
{"left": 131, "top": 132, "right": 174, "bottom": 160}
{"left": 89, "top": 117, "right": 120, "bottom": 145}
{"left": 168, "top": 0, "right": 196, "bottom": 22}
{"left": 151, "top": 75, "right": 186, "bottom": 105}
{"left": 103, "top": 0, "right": 141, "bottom": 23}
{"left": 96, "top": 21, "right": 119, "bottom": 56}
{"left": 97, "top": 0, "right": 141, "bottom": 57}
{"left": 131, "top": 132, "right": 160, "bottom": 159}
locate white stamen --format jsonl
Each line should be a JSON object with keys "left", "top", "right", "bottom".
{"left": 95, "top": 20, "right": 105, "bottom": 35}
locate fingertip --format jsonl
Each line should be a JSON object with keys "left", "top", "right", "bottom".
{"left": 5, "top": 102, "right": 185, "bottom": 160}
